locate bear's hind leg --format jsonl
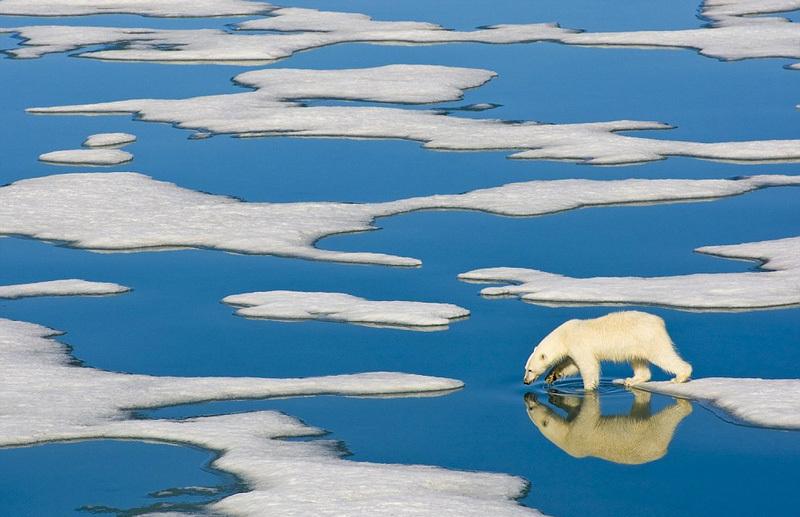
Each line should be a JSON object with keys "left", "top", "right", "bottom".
{"left": 650, "top": 350, "right": 692, "bottom": 384}
{"left": 624, "top": 359, "right": 651, "bottom": 387}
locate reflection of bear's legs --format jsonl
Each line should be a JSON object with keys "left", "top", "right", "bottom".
{"left": 630, "top": 389, "right": 653, "bottom": 419}
{"left": 624, "top": 359, "right": 652, "bottom": 386}
{"left": 649, "top": 349, "right": 692, "bottom": 383}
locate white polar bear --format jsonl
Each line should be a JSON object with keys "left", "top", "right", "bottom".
{"left": 523, "top": 311, "right": 692, "bottom": 390}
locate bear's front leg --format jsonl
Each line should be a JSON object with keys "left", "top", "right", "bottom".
{"left": 572, "top": 354, "right": 600, "bottom": 391}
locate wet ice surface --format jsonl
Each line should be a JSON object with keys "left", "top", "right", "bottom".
{"left": 459, "top": 236, "right": 800, "bottom": 311}
{"left": 223, "top": 290, "right": 470, "bottom": 330}
{"left": 637, "top": 378, "right": 800, "bottom": 429}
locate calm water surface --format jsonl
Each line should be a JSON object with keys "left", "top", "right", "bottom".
{"left": 0, "top": 1, "right": 798, "bottom": 515}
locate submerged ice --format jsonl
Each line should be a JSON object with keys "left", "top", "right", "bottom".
{"left": 223, "top": 290, "right": 470, "bottom": 330}
{"left": 2, "top": 172, "right": 798, "bottom": 266}
{"left": 27, "top": 65, "right": 800, "bottom": 166}
{"left": 459, "top": 236, "right": 800, "bottom": 311}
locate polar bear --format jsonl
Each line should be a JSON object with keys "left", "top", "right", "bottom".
{"left": 524, "top": 391, "right": 692, "bottom": 465}
{"left": 523, "top": 311, "right": 691, "bottom": 390}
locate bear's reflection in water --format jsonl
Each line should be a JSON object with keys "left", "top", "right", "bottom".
{"left": 524, "top": 390, "right": 692, "bottom": 465}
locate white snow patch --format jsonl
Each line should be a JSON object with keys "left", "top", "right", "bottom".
{"left": 0, "top": 0, "right": 272, "bottom": 17}
{"left": 2, "top": 172, "right": 797, "bottom": 266}
{"left": 223, "top": 290, "right": 469, "bottom": 330}
{"left": 0, "top": 317, "right": 546, "bottom": 516}
{"left": 459, "top": 236, "right": 800, "bottom": 311}
{"left": 27, "top": 65, "right": 800, "bottom": 166}
{"left": 636, "top": 378, "right": 800, "bottom": 430}
{"left": 83, "top": 132, "right": 136, "bottom": 148}
{"left": 0, "top": 279, "right": 130, "bottom": 299}
{"left": 39, "top": 149, "right": 133, "bottom": 166}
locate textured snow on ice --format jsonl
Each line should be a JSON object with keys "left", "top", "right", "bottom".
{"left": 83, "top": 132, "right": 136, "bottom": 148}
{"left": 39, "top": 148, "right": 133, "bottom": 166}
{"left": 637, "top": 378, "right": 800, "bottom": 430}
{"left": 0, "top": 279, "right": 130, "bottom": 299}
{"left": 0, "top": 0, "right": 271, "bottom": 17}
{"left": 223, "top": 290, "right": 469, "bottom": 330}
{"left": 0, "top": 317, "right": 546, "bottom": 516}
{"left": 28, "top": 65, "right": 800, "bottom": 166}
{"left": 4, "top": 1, "right": 800, "bottom": 68}
{"left": 2, "top": 172, "right": 797, "bottom": 266}
{"left": 459, "top": 236, "right": 800, "bottom": 311}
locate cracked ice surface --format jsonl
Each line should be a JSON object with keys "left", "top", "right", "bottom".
{"left": 0, "top": 279, "right": 130, "bottom": 299}
{"left": 459, "top": 237, "right": 800, "bottom": 311}
{"left": 638, "top": 378, "right": 800, "bottom": 429}
{"left": 223, "top": 290, "right": 469, "bottom": 330}
{"left": 0, "top": 317, "right": 548, "bottom": 516}
{"left": 1, "top": 172, "right": 797, "bottom": 266}
{"left": 27, "top": 65, "right": 800, "bottom": 166}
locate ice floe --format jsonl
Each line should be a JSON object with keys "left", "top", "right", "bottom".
{"left": 223, "top": 290, "right": 469, "bottom": 330}
{"left": 0, "top": 279, "right": 130, "bottom": 299}
{"left": 459, "top": 236, "right": 800, "bottom": 311}
{"left": 0, "top": 0, "right": 271, "bottom": 18}
{"left": 83, "top": 132, "right": 136, "bottom": 148}
{"left": 27, "top": 65, "right": 800, "bottom": 166}
{"left": 2, "top": 172, "right": 798, "bottom": 266}
{"left": 0, "top": 317, "right": 546, "bottom": 516}
{"left": 39, "top": 148, "right": 133, "bottom": 166}
{"left": 4, "top": 1, "right": 800, "bottom": 68}
{"left": 636, "top": 378, "right": 800, "bottom": 430}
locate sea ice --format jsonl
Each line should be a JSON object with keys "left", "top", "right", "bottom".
{"left": 83, "top": 132, "right": 136, "bottom": 148}
{"left": 459, "top": 236, "right": 800, "bottom": 311}
{"left": 0, "top": 279, "right": 130, "bottom": 298}
{"left": 2, "top": 172, "right": 797, "bottom": 266}
{"left": 0, "top": 317, "right": 546, "bottom": 516}
{"left": 636, "top": 378, "right": 800, "bottom": 429}
{"left": 28, "top": 65, "right": 800, "bottom": 166}
{"left": 4, "top": 1, "right": 800, "bottom": 68}
{"left": 0, "top": 0, "right": 271, "bottom": 17}
{"left": 223, "top": 290, "right": 469, "bottom": 330}
{"left": 39, "top": 148, "right": 133, "bottom": 166}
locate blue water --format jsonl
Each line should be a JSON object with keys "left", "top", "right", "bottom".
{"left": 1, "top": 1, "right": 799, "bottom": 516}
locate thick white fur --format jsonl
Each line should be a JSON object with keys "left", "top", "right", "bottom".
{"left": 523, "top": 311, "right": 692, "bottom": 390}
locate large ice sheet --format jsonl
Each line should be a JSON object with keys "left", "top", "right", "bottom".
{"left": 2, "top": 172, "right": 797, "bottom": 266}
{"left": 636, "top": 378, "right": 800, "bottom": 429}
{"left": 0, "top": 318, "right": 547, "bottom": 516}
{"left": 39, "top": 148, "right": 133, "bottom": 166}
{"left": 459, "top": 237, "right": 800, "bottom": 311}
{"left": 0, "top": 0, "right": 271, "bottom": 17}
{"left": 4, "top": 1, "right": 800, "bottom": 68}
{"left": 0, "top": 279, "right": 130, "bottom": 298}
{"left": 223, "top": 290, "right": 469, "bottom": 330}
{"left": 28, "top": 65, "right": 800, "bottom": 166}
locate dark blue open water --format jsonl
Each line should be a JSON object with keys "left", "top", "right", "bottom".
{"left": 0, "top": 1, "right": 798, "bottom": 515}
